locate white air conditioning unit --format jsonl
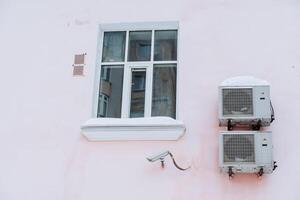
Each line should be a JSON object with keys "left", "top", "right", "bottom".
{"left": 219, "top": 131, "right": 274, "bottom": 176}
{"left": 219, "top": 76, "right": 274, "bottom": 129}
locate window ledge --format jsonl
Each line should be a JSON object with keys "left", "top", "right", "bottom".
{"left": 81, "top": 117, "right": 186, "bottom": 141}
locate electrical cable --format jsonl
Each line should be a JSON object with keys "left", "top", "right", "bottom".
{"left": 270, "top": 101, "right": 275, "bottom": 123}
{"left": 168, "top": 152, "right": 191, "bottom": 171}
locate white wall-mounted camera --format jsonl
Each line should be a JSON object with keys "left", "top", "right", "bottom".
{"left": 146, "top": 150, "right": 190, "bottom": 171}
{"left": 146, "top": 150, "right": 170, "bottom": 162}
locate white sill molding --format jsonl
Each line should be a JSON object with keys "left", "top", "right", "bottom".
{"left": 81, "top": 117, "right": 186, "bottom": 141}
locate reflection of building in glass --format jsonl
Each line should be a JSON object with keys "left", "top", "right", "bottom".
{"left": 130, "top": 70, "right": 146, "bottom": 118}
{"left": 151, "top": 66, "right": 176, "bottom": 118}
{"left": 128, "top": 31, "right": 152, "bottom": 61}
{"left": 98, "top": 94, "right": 109, "bottom": 117}
{"left": 97, "top": 66, "right": 124, "bottom": 118}
{"left": 98, "top": 68, "right": 111, "bottom": 117}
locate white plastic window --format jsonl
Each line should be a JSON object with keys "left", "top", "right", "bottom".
{"left": 94, "top": 22, "right": 178, "bottom": 119}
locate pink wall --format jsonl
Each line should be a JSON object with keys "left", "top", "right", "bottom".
{"left": 1, "top": 0, "right": 300, "bottom": 199}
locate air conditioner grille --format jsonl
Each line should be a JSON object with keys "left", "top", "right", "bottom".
{"left": 223, "top": 134, "right": 255, "bottom": 163}
{"left": 222, "top": 88, "right": 253, "bottom": 116}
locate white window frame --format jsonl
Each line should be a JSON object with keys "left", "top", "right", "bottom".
{"left": 82, "top": 21, "right": 185, "bottom": 141}
{"left": 92, "top": 21, "right": 179, "bottom": 119}
{"left": 123, "top": 64, "right": 152, "bottom": 118}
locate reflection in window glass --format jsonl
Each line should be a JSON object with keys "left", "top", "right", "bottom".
{"left": 128, "top": 31, "right": 152, "bottom": 61}
{"left": 102, "top": 32, "right": 126, "bottom": 62}
{"left": 97, "top": 65, "right": 124, "bottom": 117}
{"left": 154, "top": 30, "right": 177, "bottom": 61}
{"left": 152, "top": 64, "right": 176, "bottom": 118}
{"left": 130, "top": 70, "right": 146, "bottom": 118}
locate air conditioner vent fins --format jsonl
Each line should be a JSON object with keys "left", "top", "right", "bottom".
{"left": 223, "top": 88, "right": 253, "bottom": 116}
{"left": 223, "top": 134, "right": 255, "bottom": 163}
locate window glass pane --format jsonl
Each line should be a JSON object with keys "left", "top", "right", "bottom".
{"left": 130, "top": 69, "right": 146, "bottom": 118}
{"left": 128, "top": 31, "right": 152, "bottom": 61}
{"left": 152, "top": 64, "right": 176, "bottom": 118}
{"left": 102, "top": 32, "right": 126, "bottom": 62}
{"left": 154, "top": 30, "right": 177, "bottom": 61}
{"left": 97, "top": 65, "right": 124, "bottom": 117}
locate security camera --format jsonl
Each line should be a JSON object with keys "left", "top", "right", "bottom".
{"left": 146, "top": 150, "right": 170, "bottom": 162}
{"left": 146, "top": 150, "right": 191, "bottom": 171}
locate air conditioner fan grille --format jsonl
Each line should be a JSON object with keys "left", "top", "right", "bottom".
{"left": 222, "top": 88, "right": 253, "bottom": 116}
{"left": 223, "top": 134, "right": 255, "bottom": 163}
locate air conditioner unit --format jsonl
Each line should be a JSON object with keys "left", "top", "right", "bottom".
{"left": 219, "top": 76, "right": 274, "bottom": 129}
{"left": 219, "top": 131, "right": 274, "bottom": 177}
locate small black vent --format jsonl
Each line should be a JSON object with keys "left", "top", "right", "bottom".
{"left": 223, "top": 134, "right": 255, "bottom": 163}
{"left": 222, "top": 88, "right": 253, "bottom": 116}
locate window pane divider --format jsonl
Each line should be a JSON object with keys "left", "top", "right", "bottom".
{"left": 145, "top": 64, "right": 153, "bottom": 117}
{"left": 150, "top": 29, "right": 155, "bottom": 62}
{"left": 101, "top": 62, "right": 125, "bottom": 65}
{"left": 153, "top": 61, "right": 178, "bottom": 64}
{"left": 121, "top": 31, "right": 129, "bottom": 118}
{"left": 121, "top": 65, "right": 131, "bottom": 118}
{"left": 124, "top": 30, "right": 129, "bottom": 62}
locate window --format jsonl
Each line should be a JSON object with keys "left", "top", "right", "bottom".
{"left": 95, "top": 22, "right": 178, "bottom": 119}
{"left": 82, "top": 22, "right": 184, "bottom": 141}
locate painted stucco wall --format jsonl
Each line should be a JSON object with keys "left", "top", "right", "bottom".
{"left": 1, "top": 0, "right": 300, "bottom": 199}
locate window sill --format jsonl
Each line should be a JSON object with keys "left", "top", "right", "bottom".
{"left": 81, "top": 117, "right": 186, "bottom": 141}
